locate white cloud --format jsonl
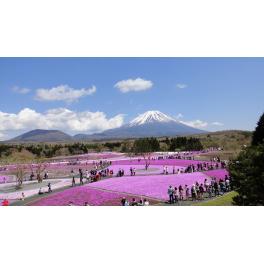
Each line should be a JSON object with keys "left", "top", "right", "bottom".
{"left": 12, "top": 86, "right": 31, "bottom": 94}
{"left": 211, "top": 122, "right": 224, "bottom": 126}
{"left": 115, "top": 78, "right": 153, "bottom": 93}
{"left": 176, "top": 83, "right": 187, "bottom": 89}
{"left": 0, "top": 132, "right": 7, "bottom": 140}
{"left": 0, "top": 108, "right": 124, "bottom": 135}
{"left": 181, "top": 119, "right": 208, "bottom": 129}
{"left": 35, "top": 85, "right": 96, "bottom": 103}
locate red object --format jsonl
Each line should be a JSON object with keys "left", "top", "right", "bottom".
{"left": 2, "top": 199, "right": 9, "bottom": 206}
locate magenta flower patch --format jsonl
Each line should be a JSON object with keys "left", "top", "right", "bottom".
{"left": 203, "top": 169, "right": 229, "bottom": 181}
{"left": 30, "top": 186, "right": 158, "bottom": 206}
{"left": 89, "top": 172, "right": 210, "bottom": 200}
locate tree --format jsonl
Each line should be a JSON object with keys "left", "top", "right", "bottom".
{"left": 229, "top": 144, "right": 264, "bottom": 205}
{"left": 15, "top": 164, "right": 26, "bottom": 189}
{"left": 169, "top": 137, "right": 203, "bottom": 151}
{"left": 121, "top": 141, "right": 134, "bottom": 158}
{"left": 30, "top": 159, "right": 47, "bottom": 183}
{"left": 133, "top": 138, "right": 160, "bottom": 169}
{"left": 229, "top": 113, "right": 264, "bottom": 205}
{"left": 133, "top": 138, "right": 160, "bottom": 154}
{"left": 252, "top": 112, "right": 264, "bottom": 146}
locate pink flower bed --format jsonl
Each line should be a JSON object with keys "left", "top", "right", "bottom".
{"left": 0, "top": 152, "right": 123, "bottom": 172}
{"left": 203, "top": 169, "right": 229, "bottom": 181}
{"left": 0, "top": 175, "right": 11, "bottom": 183}
{"left": 89, "top": 172, "right": 211, "bottom": 200}
{"left": 30, "top": 186, "right": 158, "bottom": 206}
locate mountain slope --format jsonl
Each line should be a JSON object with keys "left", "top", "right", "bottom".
{"left": 129, "top": 111, "right": 175, "bottom": 126}
{"left": 74, "top": 111, "right": 205, "bottom": 140}
{"left": 9, "top": 129, "right": 73, "bottom": 142}
{"left": 8, "top": 111, "right": 206, "bottom": 142}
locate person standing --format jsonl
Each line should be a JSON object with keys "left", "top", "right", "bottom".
{"left": 79, "top": 169, "right": 84, "bottom": 185}
{"left": 121, "top": 197, "right": 126, "bottom": 206}
{"left": 138, "top": 199, "right": 144, "bottom": 206}
{"left": 225, "top": 178, "right": 230, "bottom": 192}
{"left": 191, "top": 185, "right": 197, "bottom": 201}
{"left": 185, "top": 187, "right": 190, "bottom": 201}
{"left": 173, "top": 187, "right": 179, "bottom": 204}
{"left": 131, "top": 198, "right": 138, "bottom": 206}
{"left": 168, "top": 185, "right": 174, "bottom": 204}
{"left": 179, "top": 185, "right": 184, "bottom": 201}
{"left": 72, "top": 175, "right": 76, "bottom": 187}
{"left": 48, "top": 182, "right": 52, "bottom": 193}
{"left": 21, "top": 192, "right": 25, "bottom": 201}
{"left": 208, "top": 185, "right": 212, "bottom": 198}
{"left": 214, "top": 181, "right": 219, "bottom": 196}
{"left": 199, "top": 184, "right": 204, "bottom": 200}
{"left": 2, "top": 199, "right": 9, "bottom": 206}
{"left": 143, "top": 199, "right": 150, "bottom": 206}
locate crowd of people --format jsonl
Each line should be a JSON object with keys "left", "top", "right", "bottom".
{"left": 67, "top": 201, "right": 90, "bottom": 206}
{"left": 29, "top": 171, "right": 49, "bottom": 181}
{"left": 70, "top": 161, "right": 115, "bottom": 186}
{"left": 167, "top": 175, "right": 231, "bottom": 204}
{"left": 184, "top": 161, "right": 227, "bottom": 173}
{"left": 121, "top": 197, "right": 150, "bottom": 206}
{"left": 141, "top": 149, "right": 222, "bottom": 161}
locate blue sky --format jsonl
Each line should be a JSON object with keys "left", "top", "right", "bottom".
{"left": 0, "top": 58, "right": 263, "bottom": 139}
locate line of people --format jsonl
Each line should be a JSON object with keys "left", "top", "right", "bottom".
{"left": 167, "top": 176, "right": 231, "bottom": 204}
{"left": 121, "top": 197, "right": 150, "bottom": 206}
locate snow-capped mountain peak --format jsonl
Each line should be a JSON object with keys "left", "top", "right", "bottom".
{"left": 129, "top": 110, "right": 176, "bottom": 127}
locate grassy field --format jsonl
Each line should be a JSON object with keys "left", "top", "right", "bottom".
{"left": 195, "top": 191, "right": 238, "bottom": 206}
{"left": 193, "top": 130, "right": 252, "bottom": 151}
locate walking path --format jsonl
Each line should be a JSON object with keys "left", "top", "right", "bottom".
{"left": 0, "top": 178, "right": 77, "bottom": 201}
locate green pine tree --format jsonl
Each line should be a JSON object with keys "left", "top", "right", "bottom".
{"left": 229, "top": 112, "right": 264, "bottom": 205}
{"left": 252, "top": 112, "right": 264, "bottom": 146}
{"left": 229, "top": 144, "right": 264, "bottom": 205}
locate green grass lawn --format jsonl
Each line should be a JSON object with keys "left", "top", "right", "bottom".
{"left": 195, "top": 191, "right": 238, "bottom": 206}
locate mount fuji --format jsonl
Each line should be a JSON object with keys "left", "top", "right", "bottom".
{"left": 74, "top": 110, "right": 205, "bottom": 140}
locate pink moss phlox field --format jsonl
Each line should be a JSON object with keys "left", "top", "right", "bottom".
{"left": 30, "top": 186, "right": 158, "bottom": 206}
{"left": 89, "top": 172, "right": 211, "bottom": 200}
{"left": 0, "top": 152, "right": 123, "bottom": 171}
{"left": 203, "top": 169, "right": 229, "bottom": 181}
